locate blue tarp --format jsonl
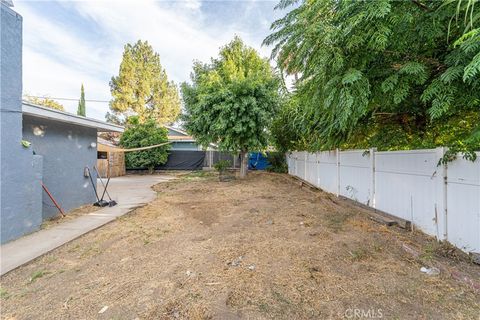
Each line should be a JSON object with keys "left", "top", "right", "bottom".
{"left": 248, "top": 152, "right": 270, "bottom": 170}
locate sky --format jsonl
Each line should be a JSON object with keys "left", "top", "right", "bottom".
{"left": 14, "top": 0, "right": 287, "bottom": 120}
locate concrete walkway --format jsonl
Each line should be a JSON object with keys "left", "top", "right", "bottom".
{"left": 0, "top": 174, "right": 172, "bottom": 276}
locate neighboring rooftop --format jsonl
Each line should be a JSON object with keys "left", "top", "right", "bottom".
{"left": 22, "top": 102, "right": 124, "bottom": 132}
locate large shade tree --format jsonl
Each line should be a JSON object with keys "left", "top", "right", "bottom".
{"left": 109, "top": 40, "right": 181, "bottom": 125}
{"left": 265, "top": 0, "right": 480, "bottom": 159}
{"left": 181, "top": 37, "right": 280, "bottom": 177}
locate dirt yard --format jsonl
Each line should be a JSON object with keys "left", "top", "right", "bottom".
{"left": 1, "top": 172, "right": 479, "bottom": 319}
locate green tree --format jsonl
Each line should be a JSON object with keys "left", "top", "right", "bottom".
{"left": 105, "top": 111, "right": 124, "bottom": 125}
{"left": 23, "top": 95, "right": 65, "bottom": 111}
{"left": 77, "top": 84, "right": 86, "bottom": 116}
{"left": 109, "top": 40, "right": 180, "bottom": 125}
{"left": 181, "top": 37, "right": 280, "bottom": 178}
{"left": 265, "top": 0, "right": 480, "bottom": 158}
{"left": 120, "top": 116, "right": 170, "bottom": 173}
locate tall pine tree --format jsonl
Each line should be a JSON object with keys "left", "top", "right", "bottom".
{"left": 77, "top": 84, "right": 86, "bottom": 116}
{"left": 109, "top": 40, "right": 180, "bottom": 124}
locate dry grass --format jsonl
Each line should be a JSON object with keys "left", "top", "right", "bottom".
{"left": 1, "top": 172, "right": 479, "bottom": 319}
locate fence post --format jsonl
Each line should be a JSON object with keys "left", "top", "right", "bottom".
{"left": 435, "top": 147, "right": 448, "bottom": 241}
{"left": 336, "top": 148, "right": 340, "bottom": 197}
{"left": 293, "top": 151, "right": 298, "bottom": 177}
{"left": 316, "top": 152, "right": 321, "bottom": 187}
{"left": 369, "top": 148, "right": 376, "bottom": 208}
{"left": 304, "top": 152, "right": 307, "bottom": 181}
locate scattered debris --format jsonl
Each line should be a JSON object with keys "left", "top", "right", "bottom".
{"left": 186, "top": 270, "right": 195, "bottom": 277}
{"left": 98, "top": 306, "right": 109, "bottom": 314}
{"left": 369, "top": 214, "right": 397, "bottom": 227}
{"left": 420, "top": 267, "right": 440, "bottom": 276}
{"left": 228, "top": 256, "right": 243, "bottom": 267}
{"left": 63, "top": 296, "right": 72, "bottom": 309}
{"left": 266, "top": 220, "right": 273, "bottom": 225}
{"left": 247, "top": 264, "right": 256, "bottom": 271}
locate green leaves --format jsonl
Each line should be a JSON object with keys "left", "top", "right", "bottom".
{"left": 266, "top": 0, "right": 480, "bottom": 154}
{"left": 120, "top": 116, "right": 170, "bottom": 171}
{"left": 77, "top": 84, "right": 86, "bottom": 117}
{"left": 181, "top": 37, "right": 280, "bottom": 154}
{"left": 109, "top": 40, "right": 180, "bottom": 125}
{"left": 24, "top": 95, "right": 65, "bottom": 111}
{"left": 463, "top": 51, "right": 480, "bottom": 81}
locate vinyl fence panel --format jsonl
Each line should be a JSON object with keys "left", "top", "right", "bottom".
{"left": 446, "top": 153, "right": 480, "bottom": 252}
{"left": 339, "top": 150, "right": 373, "bottom": 205}
{"left": 317, "top": 151, "right": 338, "bottom": 194}
{"left": 305, "top": 153, "right": 318, "bottom": 186}
{"left": 296, "top": 151, "right": 306, "bottom": 180}
{"left": 286, "top": 148, "right": 479, "bottom": 254}
{"left": 374, "top": 149, "right": 442, "bottom": 237}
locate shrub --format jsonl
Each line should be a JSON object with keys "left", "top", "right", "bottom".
{"left": 214, "top": 160, "right": 231, "bottom": 173}
{"left": 266, "top": 152, "right": 288, "bottom": 173}
{"left": 120, "top": 116, "right": 170, "bottom": 173}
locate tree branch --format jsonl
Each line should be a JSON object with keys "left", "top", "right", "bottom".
{"left": 411, "top": 0, "right": 430, "bottom": 11}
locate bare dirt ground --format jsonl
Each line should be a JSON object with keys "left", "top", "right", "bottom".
{"left": 1, "top": 172, "right": 479, "bottom": 319}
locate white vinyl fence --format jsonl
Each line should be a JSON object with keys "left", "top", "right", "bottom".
{"left": 287, "top": 149, "right": 480, "bottom": 254}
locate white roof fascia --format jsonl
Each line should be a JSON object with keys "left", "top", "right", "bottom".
{"left": 22, "top": 102, "right": 124, "bottom": 132}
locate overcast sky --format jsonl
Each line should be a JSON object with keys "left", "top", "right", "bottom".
{"left": 14, "top": 0, "right": 286, "bottom": 120}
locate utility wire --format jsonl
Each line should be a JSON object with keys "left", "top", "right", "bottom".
{"left": 24, "top": 95, "right": 110, "bottom": 103}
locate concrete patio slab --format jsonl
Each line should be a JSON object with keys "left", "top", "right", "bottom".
{"left": 0, "top": 174, "right": 172, "bottom": 275}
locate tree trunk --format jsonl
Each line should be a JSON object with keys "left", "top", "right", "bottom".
{"left": 239, "top": 151, "right": 248, "bottom": 179}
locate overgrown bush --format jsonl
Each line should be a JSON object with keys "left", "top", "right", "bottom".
{"left": 266, "top": 152, "right": 288, "bottom": 173}
{"left": 213, "top": 160, "right": 231, "bottom": 173}
{"left": 120, "top": 116, "right": 170, "bottom": 173}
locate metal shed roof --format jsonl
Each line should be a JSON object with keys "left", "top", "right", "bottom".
{"left": 22, "top": 102, "right": 124, "bottom": 132}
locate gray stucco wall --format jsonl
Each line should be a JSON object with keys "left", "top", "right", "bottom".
{"left": 22, "top": 116, "right": 98, "bottom": 219}
{"left": 1, "top": 5, "right": 43, "bottom": 244}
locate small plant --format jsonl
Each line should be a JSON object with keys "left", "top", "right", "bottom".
{"left": 348, "top": 248, "right": 370, "bottom": 261}
{"left": 29, "top": 270, "right": 47, "bottom": 283}
{"left": 0, "top": 287, "right": 9, "bottom": 299}
{"left": 214, "top": 160, "right": 231, "bottom": 173}
{"left": 214, "top": 160, "right": 234, "bottom": 182}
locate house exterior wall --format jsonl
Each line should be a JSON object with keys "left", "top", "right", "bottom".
{"left": 1, "top": 5, "right": 43, "bottom": 244}
{"left": 22, "top": 116, "right": 98, "bottom": 219}
{"left": 167, "top": 128, "right": 183, "bottom": 136}
{"left": 170, "top": 141, "right": 201, "bottom": 151}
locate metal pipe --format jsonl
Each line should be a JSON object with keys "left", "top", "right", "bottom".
{"left": 41, "top": 182, "right": 65, "bottom": 217}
